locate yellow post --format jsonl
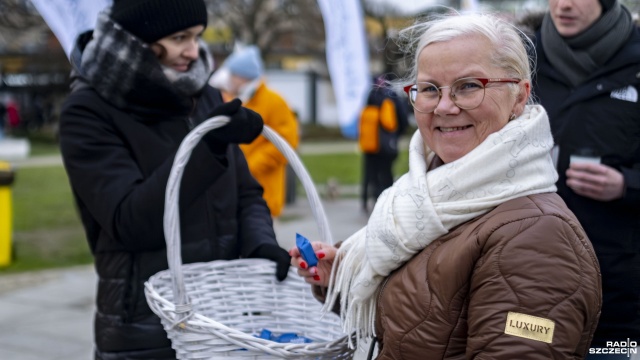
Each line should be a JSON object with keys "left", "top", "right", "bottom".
{"left": 0, "top": 161, "right": 14, "bottom": 267}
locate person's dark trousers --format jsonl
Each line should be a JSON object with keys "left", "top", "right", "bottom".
{"left": 362, "top": 154, "right": 373, "bottom": 211}
{"left": 362, "top": 153, "right": 396, "bottom": 211}
{"left": 585, "top": 252, "right": 640, "bottom": 360}
{"left": 96, "top": 347, "right": 176, "bottom": 360}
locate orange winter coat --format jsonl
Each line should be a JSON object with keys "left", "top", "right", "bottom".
{"left": 240, "top": 82, "right": 299, "bottom": 216}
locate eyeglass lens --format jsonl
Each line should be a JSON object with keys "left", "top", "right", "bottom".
{"left": 409, "top": 78, "right": 486, "bottom": 113}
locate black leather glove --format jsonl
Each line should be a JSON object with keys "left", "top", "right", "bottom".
{"left": 205, "top": 98, "right": 264, "bottom": 154}
{"left": 249, "top": 244, "right": 291, "bottom": 281}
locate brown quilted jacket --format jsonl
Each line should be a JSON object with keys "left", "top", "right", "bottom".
{"left": 371, "top": 193, "right": 601, "bottom": 359}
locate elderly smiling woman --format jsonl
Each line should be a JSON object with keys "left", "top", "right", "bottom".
{"left": 290, "top": 13, "right": 601, "bottom": 360}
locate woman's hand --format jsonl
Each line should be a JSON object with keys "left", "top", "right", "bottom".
{"left": 289, "top": 242, "right": 337, "bottom": 287}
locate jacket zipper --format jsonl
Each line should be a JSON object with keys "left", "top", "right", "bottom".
{"left": 185, "top": 97, "right": 198, "bottom": 130}
{"left": 123, "top": 253, "right": 139, "bottom": 323}
{"left": 368, "top": 276, "right": 391, "bottom": 359}
{"left": 377, "top": 276, "right": 391, "bottom": 321}
{"left": 183, "top": 96, "right": 218, "bottom": 259}
{"left": 185, "top": 116, "right": 195, "bottom": 130}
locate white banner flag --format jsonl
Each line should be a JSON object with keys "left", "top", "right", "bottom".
{"left": 30, "top": 0, "right": 112, "bottom": 58}
{"left": 317, "top": 0, "right": 370, "bottom": 138}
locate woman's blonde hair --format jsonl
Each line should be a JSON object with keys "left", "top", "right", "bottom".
{"left": 396, "top": 12, "right": 535, "bottom": 102}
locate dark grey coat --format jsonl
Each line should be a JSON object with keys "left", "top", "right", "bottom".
{"left": 60, "top": 82, "right": 277, "bottom": 358}
{"left": 59, "top": 24, "right": 279, "bottom": 354}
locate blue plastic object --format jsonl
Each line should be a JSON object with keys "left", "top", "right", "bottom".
{"left": 296, "top": 233, "right": 318, "bottom": 268}
{"left": 255, "top": 329, "right": 313, "bottom": 344}
{"left": 259, "top": 329, "right": 272, "bottom": 340}
{"left": 275, "top": 332, "right": 312, "bottom": 344}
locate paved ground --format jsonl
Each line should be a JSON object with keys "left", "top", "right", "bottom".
{"left": 0, "top": 266, "right": 95, "bottom": 360}
{"left": 0, "top": 197, "right": 369, "bottom": 360}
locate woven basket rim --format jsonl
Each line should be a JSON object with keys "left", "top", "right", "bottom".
{"left": 145, "top": 118, "right": 352, "bottom": 358}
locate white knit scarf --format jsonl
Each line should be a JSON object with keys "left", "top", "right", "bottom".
{"left": 324, "top": 105, "right": 559, "bottom": 346}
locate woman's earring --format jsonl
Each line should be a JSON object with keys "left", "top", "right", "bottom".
{"left": 509, "top": 113, "right": 516, "bottom": 121}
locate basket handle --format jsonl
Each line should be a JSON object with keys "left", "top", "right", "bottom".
{"left": 164, "top": 115, "right": 333, "bottom": 307}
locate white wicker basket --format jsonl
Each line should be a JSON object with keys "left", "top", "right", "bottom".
{"left": 144, "top": 115, "right": 354, "bottom": 359}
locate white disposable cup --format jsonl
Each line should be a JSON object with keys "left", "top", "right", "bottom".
{"left": 569, "top": 155, "right": 601, "bottom": 165}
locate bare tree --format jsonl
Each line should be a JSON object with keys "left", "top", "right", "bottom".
{"left": 205, "top": 0, "right": 326, "bottom": 59}
{"left": 360, "top": 0, "right": 406, "bottom": 76}
{"left": 0, "top": 0, "right": 47, "bottom": 51}
{"left": 360, "top": 0, "right": 449, "bottom": 77}
{"left": 0, "top": 0, "right": 44, "bottom": 29}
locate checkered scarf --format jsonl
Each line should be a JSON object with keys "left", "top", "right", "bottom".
{"left": 70, "top": 10, "right": 213, "bottom": 111}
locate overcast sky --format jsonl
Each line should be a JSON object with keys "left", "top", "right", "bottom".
{"left": 371, "top": 0, "right": 440, "bottom": 14}
{"left": 371, "top": 0, "right": 549, "bottom": 15}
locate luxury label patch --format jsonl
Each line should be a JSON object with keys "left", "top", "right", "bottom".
{"left": 504, "top": 312, "right": 555, "bottom": 344}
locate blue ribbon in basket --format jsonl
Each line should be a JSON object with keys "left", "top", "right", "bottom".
{"left": 257, "top": 329, "right": 313, "bottom": 344}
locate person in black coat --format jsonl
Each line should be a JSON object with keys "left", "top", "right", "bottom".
{"left": 522, "top": 0, "right": 640, "bottom": 355}
{"left": 58, "top": 1, "right": 291, "bottom": 359}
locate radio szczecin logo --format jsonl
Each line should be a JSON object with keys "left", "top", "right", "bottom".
{"left": 589, "top": 339, "right": 638, "bottom": 357}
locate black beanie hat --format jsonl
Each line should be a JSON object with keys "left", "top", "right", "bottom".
{"left": 111, "top": 0, "right": 208, "bottom": 43}
{"left": 600, "top": 0, "right": 616, "bottom": 11}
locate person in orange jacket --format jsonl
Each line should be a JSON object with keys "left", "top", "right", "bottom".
{"left": 218, "top": 46, "right": 299, "bottom": 217}
{"left": 358, "top": 74, "right": 409, "bottom": 212}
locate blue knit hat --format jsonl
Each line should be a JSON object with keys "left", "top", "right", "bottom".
{"left": 225, "top": 46, "right": 264, "bottom": 80}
